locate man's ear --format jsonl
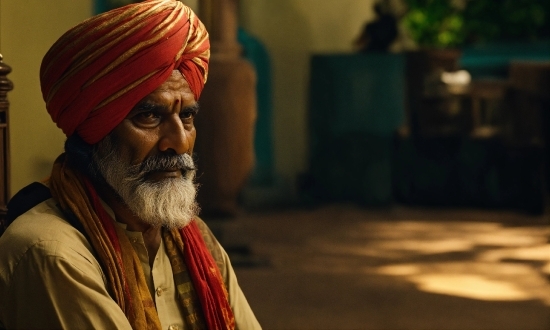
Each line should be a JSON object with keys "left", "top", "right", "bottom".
{"left": 64, "top": 134, "right": 96, "bottom": 176}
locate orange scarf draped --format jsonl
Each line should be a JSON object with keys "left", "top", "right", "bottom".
{"left": 49, "top": 155, "right": 235, "bottom": 330}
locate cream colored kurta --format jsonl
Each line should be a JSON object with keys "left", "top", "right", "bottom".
{"left": 0, "top": 198, "right": 261, "bottom": 330}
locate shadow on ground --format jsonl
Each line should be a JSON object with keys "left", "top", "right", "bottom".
{"left": 220, "top": 204, "right": 550, "bottom": 330}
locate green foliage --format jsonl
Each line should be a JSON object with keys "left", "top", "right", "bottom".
{"left": 401, "top": 0, "right": 466, "bottom": 48}
{"left": 401, "top": 0, "right": 550, "bottom": 48}
{"left": 462, "top": 0, "right": 550, "bottom": 43}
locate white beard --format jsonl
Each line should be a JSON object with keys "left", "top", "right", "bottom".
{"left": 92, "top": 135, "right": 199, "bottom": 229}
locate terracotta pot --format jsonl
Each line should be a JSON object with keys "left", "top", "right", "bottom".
{"left": 194, "top": 56, "right": 257, "bottom": 217}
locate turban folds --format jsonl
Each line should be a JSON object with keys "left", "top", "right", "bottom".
{"left": 40, "top": 0, "right": 210, "bottom": 144}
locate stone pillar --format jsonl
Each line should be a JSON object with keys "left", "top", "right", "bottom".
{"left": 0, "top": 54, "right": 13, "bottom": 231}
{"left": 195, "top": 0, "right": 257, "bottom": 217}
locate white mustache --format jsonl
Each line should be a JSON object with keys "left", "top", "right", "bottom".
{"left": 130, "top": 153, "right": 196, "bottom": 178}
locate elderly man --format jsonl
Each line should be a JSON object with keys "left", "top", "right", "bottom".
{"left": 0, "top": 1, "right": 261, "bottom": 329}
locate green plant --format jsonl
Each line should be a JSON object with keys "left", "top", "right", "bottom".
{"left": 401, "top": 0, "right": 466, "bottom": 48}
{"left": 462, "top": 0, "right": 550, "bottom": 43}
{"left": 401, "top": 0, "right": 550, "bottom": 48}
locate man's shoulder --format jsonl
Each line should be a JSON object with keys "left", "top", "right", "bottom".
{"left": 1, "top": 198, "right": 81, "bottom": 244}
{"left": 0, "top": 199, "right": 94, "bottom": 277}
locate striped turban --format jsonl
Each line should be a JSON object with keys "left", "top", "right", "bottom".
{"left": 40, "top": 0, "right": 210, "bottom": 145}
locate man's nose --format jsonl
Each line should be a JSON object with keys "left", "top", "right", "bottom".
{"left": 158, "top": 119, "right": 191, "bottom": 155}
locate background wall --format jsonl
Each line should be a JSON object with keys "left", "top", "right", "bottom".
{"left": 0, "top": 0, "right": 379, "bottom": 200}
{"left": 239, "top": 0, "right": 377, "bottom": 200}
{"left": 0, "top": 0, "right": 93, "bottom": 194}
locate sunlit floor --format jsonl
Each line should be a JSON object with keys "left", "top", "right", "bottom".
{"left": 215, "top": 204, "right": 550, "bottom": 330}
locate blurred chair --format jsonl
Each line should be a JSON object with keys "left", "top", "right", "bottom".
{"left": 507, "top": 61, "right": 550, "bottom": 193}
{"left": 508, "top": 61, "right": 550, "bottom": 146}
{"left": 469, "top": 79, "right": 510, "bottom": 139}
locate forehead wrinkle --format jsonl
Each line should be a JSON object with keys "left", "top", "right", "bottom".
{"left": 136, "top": 72, "right": 194, "bottom": 110}
{"left": 154, "top": 79, "right": 187, "bottom": 94}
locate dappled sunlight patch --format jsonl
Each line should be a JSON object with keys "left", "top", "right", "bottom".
{"left": 472, "top": 228, "right": 550, "bottom": 247}
{"left": 318, "top": 221, "right": 549, "bottom": 264}
{"left": 377, "top": 264, "right": 421, "bottom": 276}
{"left": 375, "top": 262, "right": 550, "bottom": 306}
{"left": 377, "top": 238, "right": 474, "bottom": 254}
{"left": 310, "top": 239, "right": 406, "bottom": 259}
{"left": 278, "top": 216, "right": 550, "bottom": 306}
{"left": 412, "top": 274, "right": 529, "bottom": 301}
{"left": 478, "top": 245, "right": 550, "bottom": 263}
{"left": 355, "top": 221, "right": 502, "bottom": 240}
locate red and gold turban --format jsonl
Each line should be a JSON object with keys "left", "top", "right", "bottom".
{"left": 40, "top": 0, "right": 210, "bottom": 144}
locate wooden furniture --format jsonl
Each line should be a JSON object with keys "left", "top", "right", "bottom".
{"left": 419, "top": 81, "right": 472, "bottom": 137}
{"left": 0, "top": 54, "right": 13, "bottom": 234}
{"left": 406, "top": 49, "right": 463, "bottom": 137}
{"left": 508, "top": 61, "right": 550, "bottom": 146}
{"left": 469, "top": 79, "right": 509, "bottom": 138}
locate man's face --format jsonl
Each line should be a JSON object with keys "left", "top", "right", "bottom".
{"left": 112, "top": 70, "right": 198, "bottom": 172}
{"left": 92, "top": 70, "right": 200, "bottom": 228}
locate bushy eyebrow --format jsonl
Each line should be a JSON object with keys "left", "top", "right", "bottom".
{"left": 129, "top": 101, "right": 200, "bottom": 116}
{"left": 131, "top": 101, "right": 166, "bottom": 114}
{"left": 184, "top": 103, "right": 200, "bottom": 114}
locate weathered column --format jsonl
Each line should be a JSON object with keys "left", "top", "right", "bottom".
{"left": 195, "top": 0, "right": 257, "bottom": 217}
{"left": 0, "top": 54, "right": 13, "bottom": 231}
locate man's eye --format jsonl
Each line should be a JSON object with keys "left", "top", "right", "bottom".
{"left": 133, "top": 111, "right": 161, "bottom": 126}
{"left": 139, "top": 111, "right": 157, "bottom": 119}
{"left": 180, "top": 111, "right": 195, "bottom": 120}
